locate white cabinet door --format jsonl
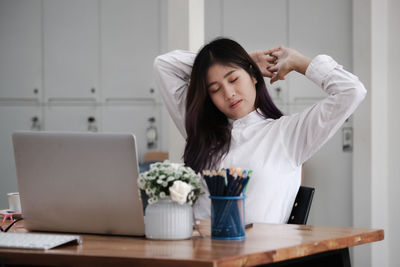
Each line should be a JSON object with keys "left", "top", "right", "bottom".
{"left": 0, "top": 0, "right": 42, "bottom": 100}
{"left": 0, "top": 106, "right": 42, "bottom": 209}
{"left": 100, "top": 0, "right": 161, "bottom": 101}
{"left": 44, "top": 106, "right": 100, "bottom": 132}
{"left": 221, "top": 0, "right": 287, "bottom": 51}
{"left": 102, "top": 104, "right": 162, "bottom": 162}
{"left": 43, "top": 0, "right": 99, "bottom": 102}
{"left": 288, "top": 0, "right": 352, "bottom": 104}
{"left": 205, "top": 0, "right": 288, "bottom": 111}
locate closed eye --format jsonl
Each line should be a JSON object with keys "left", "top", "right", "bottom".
{"left": 230, "top": 77, "right": 238, "bottom": 83}
{"left": 210, "top": 87, "right": 220, "bottom": 94}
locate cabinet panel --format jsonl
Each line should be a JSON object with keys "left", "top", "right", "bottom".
{"left": 0, "top": 106, "right": 42, "bottom": 209}
{"left": 44, "top": 106, "right": 100, "bottom": 132}
{"left": 222, "top": 0, "right": 287, "bottom": 51}
{"left": 101, "top": 0, "right": 161, "bottom": 100}
{"left": 288, "top": 0, "right": 352, "bottom": 103}
{"left": 43, "top": 0, "right": 99, "bottom": 102}
{"left": 102, "top": 104, "right": 163, "bottom": 162}
{"left": 205, "top": 0, "right": 289, "bottom": 106}
{"left": 0, "top": 0, "right": 42, "bottom": 100}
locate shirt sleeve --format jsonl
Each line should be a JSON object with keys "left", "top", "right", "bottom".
{"left": 153, "top": 50, "right": 196, "bottom": 139}
{"left": 278, "top": 55, "right": 367, "bottom": 167}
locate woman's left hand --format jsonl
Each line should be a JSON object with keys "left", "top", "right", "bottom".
{"left": 267, "top": 46, "right": 312, "bottom": 84}
{"left": 249, "top": 48, "right": 280, "bottom": 78}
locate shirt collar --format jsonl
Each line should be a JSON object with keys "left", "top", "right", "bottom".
{"left": 229, "top": 109, "right": 266, "bottom": 128}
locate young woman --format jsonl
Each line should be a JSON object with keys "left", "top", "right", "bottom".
{"left": 153, "top": 38, "right": 366, "bottom": 224}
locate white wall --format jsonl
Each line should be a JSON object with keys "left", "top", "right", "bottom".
{"left": 388, "top": 0, "right": 400, "bottom": 265}
{"left": 166, "top": 0, "right": 204, "bottom": 162}
{"left": 353, "top": 0, "right": 400, "bottom": 266}
{"left": 370, "top": 0, "right": 389, "bottom": 265}
{"left": 352, "top": 1, "right": 372, "bottom": 266}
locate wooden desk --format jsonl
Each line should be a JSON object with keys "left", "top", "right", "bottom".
{"left": 0, "top": 220, "right": 383, "bottom": 267}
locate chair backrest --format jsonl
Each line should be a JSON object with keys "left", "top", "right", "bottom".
{"left": 287, "top": 186, "right": 315, "bottom": 225}
{"left": 139, "top": 151, "right": 169, "bottom": 173}
{"left": 143, "top": 151, "right": 168, "bottom": 162}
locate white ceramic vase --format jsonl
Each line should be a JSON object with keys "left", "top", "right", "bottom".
{"left": 144, "top": 198, "right": 193, "bottom": 240}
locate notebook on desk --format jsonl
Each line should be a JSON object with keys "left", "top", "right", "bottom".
{"left": 12, "top": 131, "right": 145, "bottom": 236}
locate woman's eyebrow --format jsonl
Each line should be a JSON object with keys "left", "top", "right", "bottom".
{"left": 223, "top": 69, "right": 237, "bottom": 78}
{"left": 207, "top": 70, "right": 237, "bottom": 88}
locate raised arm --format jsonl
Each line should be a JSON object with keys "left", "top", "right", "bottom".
{"left": 153, "top": 50, "right": 196, "bottom": 138}
{"left": 250, "top": 46, "right": 312, "bottom": 83}
{"left": 273, "top": 50, "right": 367, "bottom": 167}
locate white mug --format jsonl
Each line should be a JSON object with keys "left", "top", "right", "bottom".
{"left": 7, "top": 192, "right": 21, "bottom": 213}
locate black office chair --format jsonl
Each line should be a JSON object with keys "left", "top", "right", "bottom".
{"left": 287, "top": 186, "right": 315, "bottom": 225}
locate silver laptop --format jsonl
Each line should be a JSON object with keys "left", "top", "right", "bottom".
{"left": 12, "top": 131, "right": 145, "bottom": 236}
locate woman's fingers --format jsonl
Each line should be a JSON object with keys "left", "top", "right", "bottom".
{"left": 270, "top": 50, "right": 284, "bottom": 59}
{"left": 268, "top": 62, "right": 287, "bottom": 84}
{"left": 270, "top": 73, "right": 286, "bottom": 84}
{"left": 259, "top": 64, "right": 274, "bottom": 78}
{"left": 264, "top": 47, "right": 281, "bottom": 55}
{"left": 251, "top": 51, "right": 278, "bottom": 77}
{"left": 264, "top": 45, "right": 291, "bottom": 84}
{"left": 270, "top": 75, "right": 279, "bottom": 84}
{"left": 263, "top": 68, "right": 274, "bottom": 78}
{"left": 268, "top": 64, "right": 279, "bottom": 73}
{"left": 253, "top": 46, "right": 290, "bottom": 79}
{"left": 266, "top": 55, "right": 276, "bottom": 63}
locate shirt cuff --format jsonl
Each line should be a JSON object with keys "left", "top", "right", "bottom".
{"left": 305, "top": 55, "right": 338, "bottom": 88}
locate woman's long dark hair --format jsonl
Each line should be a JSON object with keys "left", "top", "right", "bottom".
{"left": 184, "top": 38, "right": 283, "bottom": 172}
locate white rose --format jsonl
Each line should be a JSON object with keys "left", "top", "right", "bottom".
{"left": 169, "top": 180, "right": 193, "bottom": 205}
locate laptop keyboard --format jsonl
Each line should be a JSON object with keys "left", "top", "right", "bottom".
{"left": 0, "top": 232, "right": 81, "bottom": 250}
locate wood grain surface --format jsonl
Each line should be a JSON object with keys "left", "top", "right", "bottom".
{"left": 0, "top": 220, "right": 384, "bottom": 267}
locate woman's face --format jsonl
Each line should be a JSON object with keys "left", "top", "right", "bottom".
{"left": 206, "top": 63, "right": 257, "bottom": 120}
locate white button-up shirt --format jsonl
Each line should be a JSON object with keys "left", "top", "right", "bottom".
{"left": 154, "top": 50, "right": 366, "bottom": 224}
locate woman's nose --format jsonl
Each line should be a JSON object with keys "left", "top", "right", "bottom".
{"left": 224, "top": 85, "right": 236, "bottom": 100}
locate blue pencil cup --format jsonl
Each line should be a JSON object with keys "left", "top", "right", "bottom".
{"left": 209, "top": 195, "right": 245, "bottom": 240}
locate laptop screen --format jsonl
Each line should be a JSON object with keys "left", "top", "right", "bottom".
{"left": 12, "top": 131, "right": 145, "bottom": 236}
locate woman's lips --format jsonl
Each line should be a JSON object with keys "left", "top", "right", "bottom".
{"left": 230, "top": 99, "right": 242, "bottom": 109}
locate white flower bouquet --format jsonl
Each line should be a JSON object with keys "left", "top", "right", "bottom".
{"left": 138, "top": 161, "right": 203, "bottom": 205}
